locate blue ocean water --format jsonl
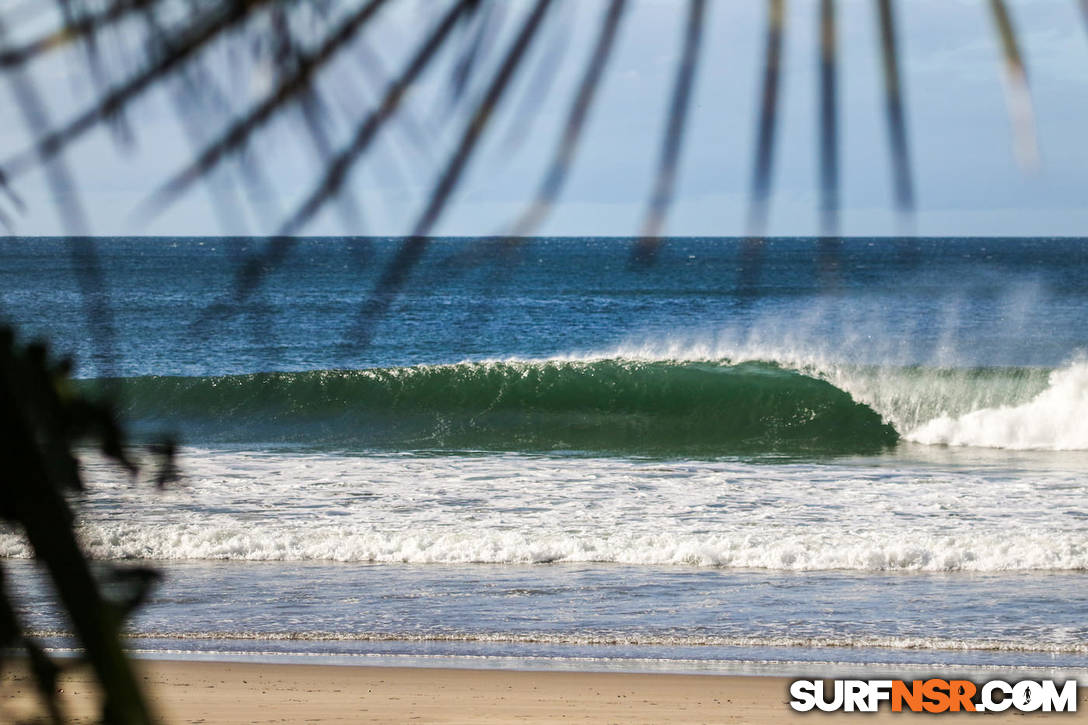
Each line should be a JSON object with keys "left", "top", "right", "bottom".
{"left": 5, "top": 236, "right": 1087, "bottom": 375}
{"left": 2, "top": 237, "right": 1088, "bottom": 674}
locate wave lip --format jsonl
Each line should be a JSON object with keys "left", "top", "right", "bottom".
{"left": 103, "top": 359, "right": 898, "bottom": 456}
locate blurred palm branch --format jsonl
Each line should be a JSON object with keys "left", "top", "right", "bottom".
{"left": 0, "top": 1, "right": 1045, "bottom": 285}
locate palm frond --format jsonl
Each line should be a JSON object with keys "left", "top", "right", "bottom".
{"left": 135, "top": 0, "right": 389, "bottom": 222}
{"left": 187, "top": 0, "right": 483, "bottom": 328}
{"left": 495, "top": 5, "right": 572, "bottom": 156}
{"left": 1, "top": 0, "right": 276, "bottom": 182}
{"left": 344, "top": 0, "right": 553, "bottom": 349}
{"left": 818, "top": 0, "right": 838, "bottom": 237}
{"left": 447, "top": 0, "right": 505, "bottom": 110}
{"left": 2, "top": 22, "right": 124, "bottom": 380}
{"left": 633, "top": 0, "right": 705, "bottom": 263}
{"left": 988, "top": 0, "right": 1039, "bottom": 169}
{"left": 876, "top": 0, "right": 914, "bottom": 218}
{"left": 408, "top": 0, "right": 552, "bottom": 238}
{"left": 0, "top": 0, "right": 157, "bottom": 68}
{"left": 746, "top": 0, "right": 785, "bottom": 238}
{"left": 354, "top": 40, "right": 436, "bottom": 167}
{"left": 276, "top": 0, "right": 476, "bottom": 237}
{"left": 506, "top": 0, "right": 626, "bottom": 237}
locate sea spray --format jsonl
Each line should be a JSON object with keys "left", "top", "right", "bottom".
{"left": 907, "top": 361, "right": 1088, "bottom": 450}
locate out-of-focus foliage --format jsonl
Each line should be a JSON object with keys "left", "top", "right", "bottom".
{"left": 0, "top": 327, "right": 168, "bottom": 723}
{"left": 0, "top": 1, "right": 1044, "bottom": 330}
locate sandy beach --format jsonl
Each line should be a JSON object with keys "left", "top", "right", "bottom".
{"left": 2, "top": 660, "right": 1085, "bottom": 723}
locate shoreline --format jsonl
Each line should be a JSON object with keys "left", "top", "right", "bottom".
{"left": 4, "top": 659, "right": 1087, "bottom": 723}
{"left": 31, "top": 643, "right": 1088, "bottom": 681}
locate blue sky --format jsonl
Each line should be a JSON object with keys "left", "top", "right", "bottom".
{"left": 2, "top": 0, "right": 1088, "bottom": 237}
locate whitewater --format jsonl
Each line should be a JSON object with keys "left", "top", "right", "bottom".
{"left": 599, "top": 345, "right": 1088, "bottom": 452}
{"left": 9, "top": 349, "right": 1081, "bottom": 571}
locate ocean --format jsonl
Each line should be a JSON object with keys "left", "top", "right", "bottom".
{"left": 2, "top": 236, "right": 1087, "bottom": 677}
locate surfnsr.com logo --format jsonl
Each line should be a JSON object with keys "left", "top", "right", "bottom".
{"left": 789, "top": 679, "right": 1078, "bottom": 713}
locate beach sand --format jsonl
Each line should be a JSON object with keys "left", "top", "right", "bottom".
{"left": 3, "top": 660, "right": 1086, "bottom": 723}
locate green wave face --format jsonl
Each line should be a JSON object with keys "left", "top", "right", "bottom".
{"left": 96, "top": 360, "right": 899, "bottom": 456}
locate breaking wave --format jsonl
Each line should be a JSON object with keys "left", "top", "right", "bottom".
{"left": 94, "top": 354, "right": 1088, "bottom": 454}
{"left": 99, "top": 360, "right": 897, "bottom": 455}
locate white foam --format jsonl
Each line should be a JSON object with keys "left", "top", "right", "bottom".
{"left": 578, "top": 331, "right": 1083, "bottom": 451}
{"left": 906, "top": 362, "right": 1088, "bottom": 450}
{"left": 3, "top": 448, "right": 1085, "bottom": 569}
{"left": 24, "top": 628, "right": 1088, "bottom": 655}
{"left": 6, "top": 522, "right": 1078, "bottom": 571}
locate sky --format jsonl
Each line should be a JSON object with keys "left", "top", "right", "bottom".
{"left": 2, "top": 0, "right": 1088, "bottom": 237}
